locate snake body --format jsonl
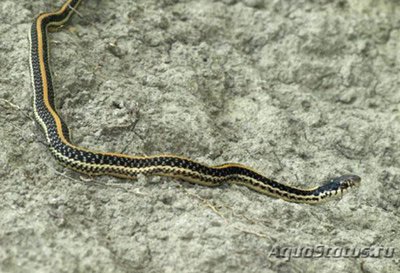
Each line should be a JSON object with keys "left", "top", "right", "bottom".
{"left": 29, "top": 0, "right": 360, "bottom": 204}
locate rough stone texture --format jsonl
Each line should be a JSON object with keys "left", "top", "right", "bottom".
{"left": 1, "top": 0, "right": 399, "bottom": 272}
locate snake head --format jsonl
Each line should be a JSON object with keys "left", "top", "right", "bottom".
{"left": 333, "top": 175, "right": 361, "bottom": 191}
{"left": 313, "top": 174, "right": 361, "bottom": 198}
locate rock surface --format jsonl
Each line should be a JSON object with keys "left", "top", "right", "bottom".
{"left": 0, "top": 0, "right": 399, "bottom": 272}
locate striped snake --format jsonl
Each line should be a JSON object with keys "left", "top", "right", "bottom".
{"left": 29, "top": 0, "right": 360, "bottom": 204}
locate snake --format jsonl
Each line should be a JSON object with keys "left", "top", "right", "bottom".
{"left": 29, "top": 0, "right": 361, "bottom": 204}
